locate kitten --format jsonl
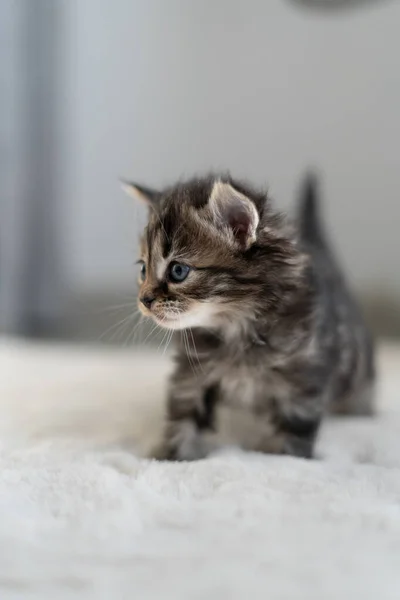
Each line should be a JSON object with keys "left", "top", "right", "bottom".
{"left": 123, "top": 173, "right": 375, "bottom": 460}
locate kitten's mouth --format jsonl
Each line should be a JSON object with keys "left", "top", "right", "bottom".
{"left": 138, "top": 302, "right": 185, "bottom": 328}
{"left": 151, "top": 303, "right": 215, "bottom": 331}
{"left": 153, "top": 314, "right": 184, "bottom": 330}
{"left": 139, "top": 300, "right": 214, "bottom": 331}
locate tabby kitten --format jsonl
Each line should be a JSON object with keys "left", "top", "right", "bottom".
{"left": 123, "top": 174, "right": 375, "bottom": 460}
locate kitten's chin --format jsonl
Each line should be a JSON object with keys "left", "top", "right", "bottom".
{"left": 153, "top": 303, "right": 216, "bottom": 331}
{"left": 153, "top": 317, "right": 187, "bottom": 331}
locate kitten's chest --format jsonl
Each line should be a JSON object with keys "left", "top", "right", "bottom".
{"left": 205, "top": 357, "right": 285, "bottom": 411}
{"left": 219, "top": 370, "right": 260, "bottom": 409}
{"left": 183, "top": 333, "right": 289, "bottom": 409}
{"left": 204, "top": 360, "right": 284, "bottom": 451}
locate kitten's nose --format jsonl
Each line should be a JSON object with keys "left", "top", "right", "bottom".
{"left": 140, "top": 295, "right": 155, "bottom": 310}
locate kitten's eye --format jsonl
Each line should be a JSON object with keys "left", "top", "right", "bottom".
{"left": 139, "top": 262, "right": 146, "bottom": 282}
{"left": 169, "top": 262, "right": 190, "bottom": 283}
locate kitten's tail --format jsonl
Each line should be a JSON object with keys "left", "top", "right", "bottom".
{"left": 297, "top": 172, "right": 326, "bottom": 248}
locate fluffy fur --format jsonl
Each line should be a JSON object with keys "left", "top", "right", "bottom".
{"left": 124, "top": 173, "right": 375, "bottom": 460}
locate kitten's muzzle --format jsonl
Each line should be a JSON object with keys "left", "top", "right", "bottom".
{"left": 140, "top": 294, "right": 155, "bottom": 310}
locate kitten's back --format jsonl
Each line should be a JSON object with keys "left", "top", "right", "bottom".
{"left": 297, "top": 174, "right": 375, "bottom": 415}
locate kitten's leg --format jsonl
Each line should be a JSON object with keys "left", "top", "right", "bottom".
{"left": 276, "top": 408, "right": 322, "bottom": 458}
{"left": 155, "top": 383, "right": 221, "bottom": 461}
{"left": 331, "top": 381, "right": 375, "bottom": 416}
{"left": 255, "top": 396, "right": 324, "bottom": 459}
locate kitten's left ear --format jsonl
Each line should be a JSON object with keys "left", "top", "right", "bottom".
{"left": 209, "top": 181, "right": 259, "bottom": 249}
{"left": 120, "top": 180, "right": 161, "bottom": 207}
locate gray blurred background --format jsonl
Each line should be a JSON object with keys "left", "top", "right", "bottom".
{"left": 1, "top": 0, "right": 399, "bottom": 344}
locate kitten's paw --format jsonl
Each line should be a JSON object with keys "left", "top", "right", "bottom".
{"left": 149, "top": 439, "right": 208, "bottom": 462}
{"left": 151, "top": 421, "right": 215, "bottom": 461}
{"left": 148, "top": 442, "right": 176, "bottom": 461}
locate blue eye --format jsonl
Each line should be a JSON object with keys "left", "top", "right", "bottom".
{"left": 139, "top": 262, "right": 146, "bottom": 282}
{"left": 169, "top": 262, "right": 190, "bottom": 283}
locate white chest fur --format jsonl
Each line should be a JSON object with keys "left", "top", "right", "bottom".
{"left": 220, "top": 371, "right": 260, "bottom": 409}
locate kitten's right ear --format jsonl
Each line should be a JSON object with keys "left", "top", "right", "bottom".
{"left": 209, "top": 180, "right": 259, "bottom": 250}
{"left": 120, "top": 180, "right": 161, "bottom": 207}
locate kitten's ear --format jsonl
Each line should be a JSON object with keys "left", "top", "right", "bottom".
{"left": 209, "top": 181, "right": 259, "bottom": 249}
{"left": 120, "top": 180, "right": 161, "bottom": 207}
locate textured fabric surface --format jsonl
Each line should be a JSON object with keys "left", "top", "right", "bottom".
{"left": 0, "top": 339, "right": 399, "bottom": 599}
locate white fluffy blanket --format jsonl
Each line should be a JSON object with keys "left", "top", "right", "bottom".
{"left": 1, "top": 339, "right": 400, "bottom": 599}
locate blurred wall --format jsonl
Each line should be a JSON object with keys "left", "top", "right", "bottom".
{"left": 1, "top": 0, "right": 65, "bottom": 335}
{"left": 62, "top": 0, "right": 400, "bottom": 297}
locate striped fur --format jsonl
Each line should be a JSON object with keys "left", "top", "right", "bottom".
{"left": 126, "top": 174, "right": 375, "bottom": 460}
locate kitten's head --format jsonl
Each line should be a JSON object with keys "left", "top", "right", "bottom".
{"left": 122, "top": 175, "right": 306, "bottom": 332}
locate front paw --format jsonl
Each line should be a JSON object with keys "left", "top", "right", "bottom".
{"left": 150, "top": 421, "right": 214, "bottom": 461}
{"left": 149, "top": 441, "right": 177, "bottom": 461}
{"left": 149, "top": 439, "right": 208, "bottom": 462}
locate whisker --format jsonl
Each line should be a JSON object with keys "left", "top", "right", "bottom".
{"left": 125, "top": 315, "right": 145, "bottom": 347}
{"left": 96, "top": 302, "right": 138, "bottom": 315}
{"left": 182, "top": 326, "right": 198, "bottom": 376}
{"left": 99, "top": 312, "right": 136, "bottom": 343}
{"left": 188, "top": 328, "right": 203, "bottom": 373}
{"left": 162, "top": 329, "right": 175, "bottom": 356}
{"left": 187, "top": 331, "right": 198, "bottom": 375}
{"left": 156, "top": 323, "right": 170, "bottom": 353}
{"left": 109, "top": 313, "right": 137, "bottom": 344}
{"left": 142, "top": 321, "right": 162, "bottom": 346}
